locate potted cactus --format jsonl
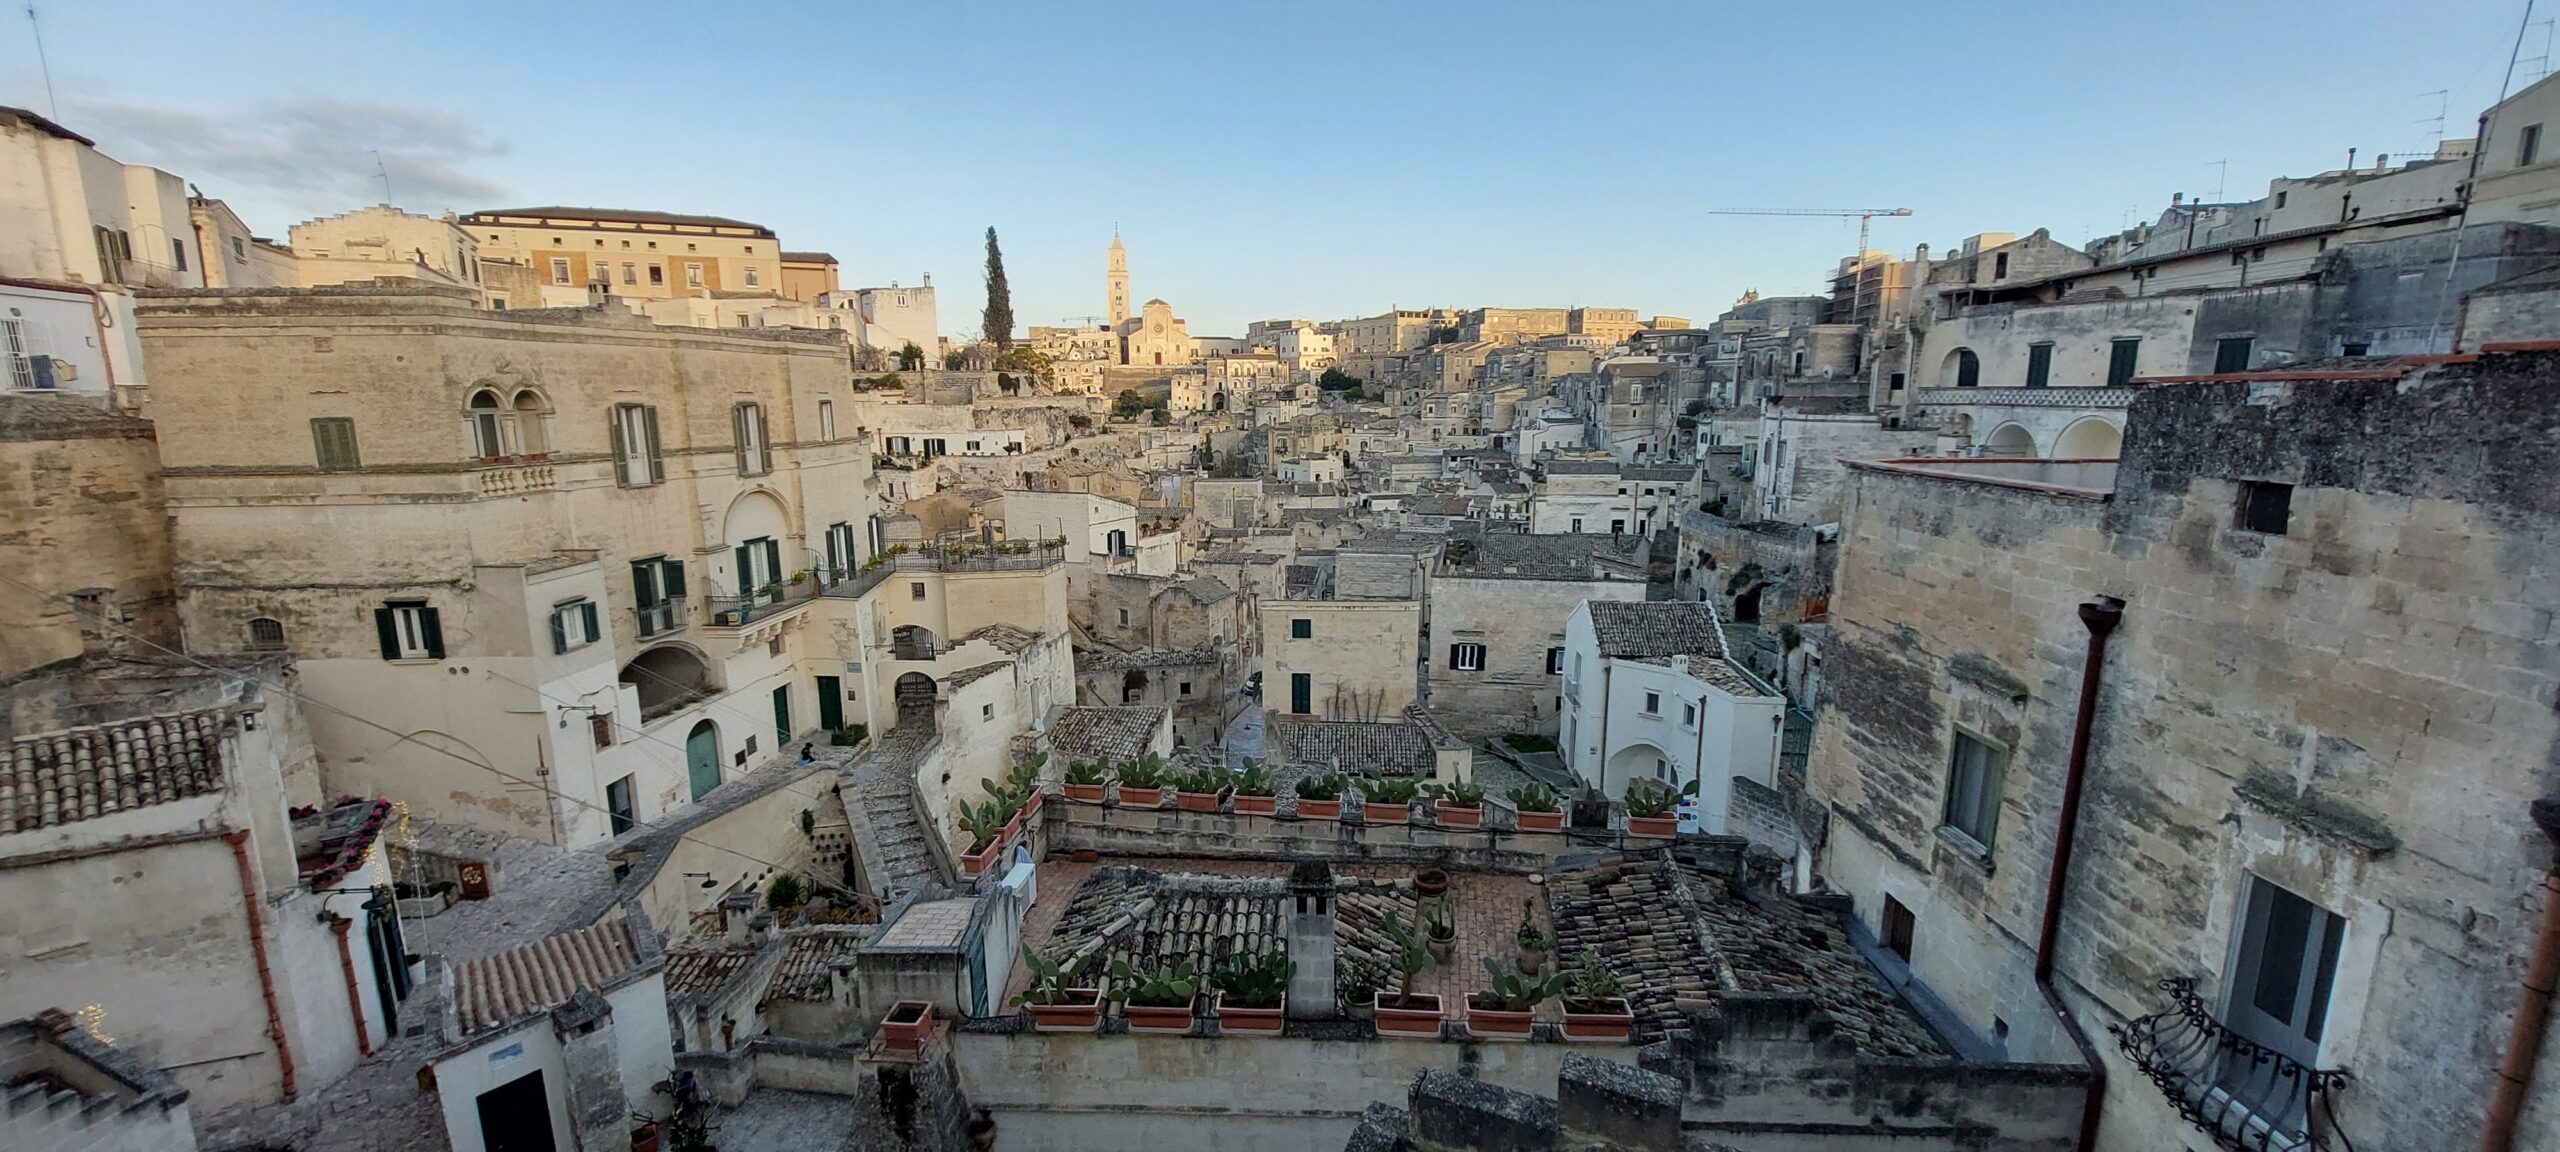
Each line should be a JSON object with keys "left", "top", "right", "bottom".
{"left": 1507, "top": 782, "right": 1564, "bottom": 833}
{"left": 955, "top": 795, "right": 1011, "bottom": 879}
{"left": 1371, "top": 910, "right": 1442, "bottom": 1038}
{"left": 1012, "top": 948, "right": 1103, "bottom": 1033}
{"left": 1009, "top": 753, "right": 1046, "bottom": 823}
{"left": 1230, "top": 760, "right": 1279, "bottom": 817}
{"left": 1209, "top": 948, "right": 1293, "bottom": 1035}
{"left": 1360, "top": 775, "right": 1422, "bottom": 825}
{"left": 1107, "top": 957, "right": 1201, "bottom": 1034}
{"left": 1624, "top": 778, "right": 1694, "bottom": 839}
{"left": 1171, "top": 765, "right": 1227, "bottom": 813}
{"left": 1560, "top": 948, "right": 1635, "bottom": 1042}
{"left": 1424, "top": 902, "right": 1457, "bottom": 964}
{"left": 1466, "top": 958, "right": 1564, "bottom": 1042}
{"left": 1430, "top": 780, "right": 1485, "bottom": 829}
{"left": 1062, "top": 758, "right": 1107, "bottom": 805}
{"left": 1514, "top": 900, "right": 1552, "bottom": 974}
{"left": 1115, "top": 753, "right": 1169, "bottom": 808}
{"left": 1292, "top": 772, "right": 1345, "bottom": 820}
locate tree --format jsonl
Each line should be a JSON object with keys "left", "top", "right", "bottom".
{"left": 1318, "top": 367, "right": 1363, "bottom": 392}
{"left": 982, "top": 226, "right": 1015, "bottom": 350}
{"left": 1112, "top": 389, "right": 1151, "bottom": 418}
{"left": 897, "top": 342, "right": 926, "bottom": 371}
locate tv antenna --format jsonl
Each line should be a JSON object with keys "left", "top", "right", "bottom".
{"left": 370, "top": 150, "right": 394, "bottom": 203}
{"left": 27, "top": 5, "right": 61, "bottom": 120}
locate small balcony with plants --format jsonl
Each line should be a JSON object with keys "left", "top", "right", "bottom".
{"left": 704, "top": 550, "right": 827, "bottom": 630}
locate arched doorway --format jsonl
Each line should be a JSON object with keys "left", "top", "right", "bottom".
{"left": 622, "top": 645, "right": 719, "bottom": 720}
{"left": 2052, "top": 417, "right": 2123, "bottom": 460}
{"left": 1606, "top": 741, "right": 1678, "bottom": 798}
{"left": 685, "top": 720, "right": 721, "bottom": 802}
{"left": 1733, "top": 584, "right": 1765, "bottom": 624}
{"left": 1941, "top": 348, "right": 1980, "bottom": 389}
{"left": 891, "top": 625, "right": 940, "bottom": 661}
{"left": 1982, "top": 423, "right": 2037, "bottom": 458}
{"left": 895, "top": 672, "right": 938, "bottom": 730}
{"left": 1211, "top": 391, "right": 1228, "bottom": 412}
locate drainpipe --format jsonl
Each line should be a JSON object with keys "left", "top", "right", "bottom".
{"left": 2482, "top": 798, "right": 2560, "bottom": 1152}
{"left": 2036, "top": 595, "right": 2122, "bottom": 1152}
{"left": 326, "top": 915, "right": 373, "bottom": 1057}
{"left": 224, "top": 829, "right": 297, "bottom": 1099}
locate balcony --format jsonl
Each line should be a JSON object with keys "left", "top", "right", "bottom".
{"left": 824, "top": 541, "right": 1068, "bottom": 601}
{"left": 2111, "top": 978, "right": 2355, "bottom": 1152}
{"left": 636, "top": 598, "right": 687, "bottom": 639}
{"left": 1917, "top": 385, "right": 2133, "bottom": 409}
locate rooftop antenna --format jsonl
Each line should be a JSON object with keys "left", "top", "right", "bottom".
{"left": 26, "top": 5, "right": 60, "bottom": 120}
{"left": 370, "top": 150, "right": 394, "bottom": 203}
{"left": 2520, "top": 17, "right": 2555, "bottom": 84}
{"left": 2418, "top": 89, "right": 2450, "bottom": 145}
{"left": 2208, "top": 160, "right": 2227, "bottom": 202}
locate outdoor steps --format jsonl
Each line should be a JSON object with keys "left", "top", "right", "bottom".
{"left": 836, "top": 725, "right": 947, "bottom": 900}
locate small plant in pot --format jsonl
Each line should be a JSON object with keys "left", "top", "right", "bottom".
{"left": 1360, "top": 775, "right": 1422, "bottom": 825}
{"left": 1338, "top": 964, "right": 1379, "bottom": 1020}
{"left": 1560, "top": 948, "right": 1635, "bottom": 1043}
{"left": 1114, "top": 753, "right": 1169, "bottom": 808}
{"left": 954, "top": 795, "right": 1012, "bottom": 879}
{"left": 1171, "top": 765, "right": 1228, "bottom": 813}
{"left": 1012, "top": 947, "right": 1103, "bottom": 1033}
{"left": 1623, "top": 777, "right": 1695, "bottom": 839}
{"left": 1372, "top": 910, "right": 1442, "bottom": 1037}
{"left": 1209, "top": 948, "right": 1293, "bottom": 1035}
{"left": 1007, "top": 752, "right": 1047, "bottom": 822}
{"left": 1106, "top": 956, "right": 1202, "bottom": 1034}
{"left": 1423, "top": 902, "right": 1457, "bottom": 964}
{"left": 1230, "top": 759, "right": 1279, "bottom": 816}
{"left": 1062, "top": 758, "right": 1108, "bottom": 804}
{"left": 1430, "top": 779, "right": 1485, "bottom": 829}
{"left": 1507, "top": 782, "right": 1564, "bottom": 833}
{"left": 1414, "top": 866, "right": 1451, "bottom": 898}
{"left": 1514, "top": 899, "right": 1553, "bottom": 974}
{"left": 1292, "top": 772, "right": 1345, "bottom": 820}
{"left": 1467, "top": 957, "right": 1565, "bottom": 1041}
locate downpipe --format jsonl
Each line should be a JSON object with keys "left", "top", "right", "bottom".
{"left": 2481, "top": 798, "right": 2560, "bottom": 1152}
{"left": 2038, "top": 595, "right": 2122, "bottom": 1152}
{"left": 225, "top": 829, "right": 297, "bottom": 1099}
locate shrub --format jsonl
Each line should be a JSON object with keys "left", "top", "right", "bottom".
{"left": 1505, "top": 782, "right": 1560, "bottom": 813}
{"left": 1293, "top": 772, "right": 1345, "bottom": 801}
{"left": 1231, "top": 759, "right": 1276, "bottom": 797}
{"left": 1360, "top": 776, "right": 1423, "bottom": 806}
{"left": 1210, "top": 949, "right": 1294, "bottom": 1010}
{"left": 765, "top": 872, "right": 806, "bottom": 910}
{"left": 1106, "top": 957, "right": 1199, "bottom": 1009}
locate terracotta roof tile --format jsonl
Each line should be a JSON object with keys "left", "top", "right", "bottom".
{"left": 452, "top": 916, "right": 646, "bottom": 1038}
{"left": 4, "top": 711, "right": 225, "bottom": 832}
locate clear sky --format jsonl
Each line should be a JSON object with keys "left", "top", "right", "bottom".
{"left": 1, "top": 1, "right": 2534, "bottom": 339}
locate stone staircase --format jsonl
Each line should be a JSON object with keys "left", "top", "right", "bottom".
{"left": 838, "top": 724, "right": 947, "bottom": 902}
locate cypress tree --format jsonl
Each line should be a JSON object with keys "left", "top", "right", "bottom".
{"left": 981, "top": 226, "right": 1014, "bottom": 351}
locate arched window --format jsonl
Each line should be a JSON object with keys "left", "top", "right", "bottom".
{"left": 1955, "top": 349, "right": 1980, "bottom": 388}
{"left": 246, "top": 617, "right": 286, "bottom": 651}
{"left": 467, "top": 390, "right": 506, "bottom": 459}
{"left": 511, "top": 390, "right": 548, "bottom": 455}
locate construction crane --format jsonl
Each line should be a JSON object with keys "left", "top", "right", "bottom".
{"left": 1705, "top": 207, "right": 1913, "bottom": 258}
{"left": 1060, "top": 314, "right": 1109, "bottom": 329}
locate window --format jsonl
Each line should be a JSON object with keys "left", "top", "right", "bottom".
{"left": 2215, "top": 337, "right": 2255, "bottom": 375}
{"left": 1940, "top": 730, "right": 2005, "bottom": 851}
{"left": 1290, "top": 618, "right": 1312, "bottom": 639}
{"left": 1569, "top": 518, "right": 1583, "bottom": 533}
{"left": 551, "top": 258, "right": 571, "bottom": 285}
{"left": 591, "top": 715, "right": 616, "bottom": 751}
{"left": 743, "top": 267, "right": 761, "bottom": 288}
{"left": 633, "top": 557, "right": 686, "bottom": 636}
{"left": 1641, "top": 691, "right": 1660, "bottom": 716}
{"left": 923, "top": 437, "right": 947, "bottom": 458}
{"left": 982, "top": 703, "right": 994, "bottom": 720}
{"left": 1118, "top": 608, "right": 1130, "bottom": 627}
{"left": 621, "top": 261, "right": 637, "bottom": 285}
{"left": 2522, "top": 123, "right": 2544, "bottom": 168}
{"left": 1993, "top": 251, "right": 2009, "bottom": 279}
{"left": 823, "top": 522, "right": 855, "bottom": 582}
{"left": 686, "top": 263, "right": 704, "bottom": 287}
{"left": 2024, "top": 343, "right": 2053, "bottom": 388}
{"left": 230, "top": 236, "right": 246, "bottom": 260}
{"left": 375, "top": 602, "right": 444, "bottom": 661}
{"left": 910, "top": 582, "right": 926, "bottom": 601}
{"left": 735, "top": 536, "right": 783, "bottom": 603}
{"left": 2221, "top": 876, "right": 2346, "bottom": 1131}
{"left": 2236, "top": 481, "right": 2293, "bottom": 535}
{"left": 1450, "top": 643, "right": 1486, "bottom": 671}
{"left": 1610, "top": 519, "right": 1625, "bottom": 534}
{"left": 605, "top": 775, "right": 635, "bottom": 835}
{"left": 2105, "top": 338, "right": 2141, "bottom": 388}
{"left": 819, "top": 400, "right": 835, "bottom": 441}
{"left": 1547, "top": 647, "right": 1564, "bottom": 674}
{"left": 1289, "top": 672, "right": 1312, "bottom": 715}
{"left": 550, "top": 598, "right": 601, "bottom": 653}
{"left": 648, "top": 263, "right": 665, "bottom": 286}
{"left": 171, "top": 237, "right": 187, "bottom": 272}
{"left": 1179, "top": 681, "right": 1193, "bottom": 697}
{"left": 491, "top": 297, "right": 508, "bottom": 310}
{"left": 467, "top": 390, "right": 506, "bottom": 459}
{"left": 734, "top": 402, "right": 772, "bottom": 475}
{"left": 246, "top": 617, "right": 286, "bottom": 651}
{"left": 1681, "top": 702, "right": 1696, "bottom": 728}
{"left": 1954, "top": 348, "right": 1981, "bottom": 388}
{"left": 1880, "top": 896, "right": 1916, "bottom": 962}
{"left": 1888, "top": 371, "right": 1906, "bottom": 392}
{"left": 612, "top": 404, "right": 664, "bottom": 485}
{"left": 311, "top": 417, "right": 361, "bottom": 470}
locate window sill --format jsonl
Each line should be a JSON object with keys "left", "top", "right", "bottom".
{"left": 1934, "top": 825, "right": 1995, "bottom": 872}
{"left": 385, "top": 656, "right": 443, "bottom": 666}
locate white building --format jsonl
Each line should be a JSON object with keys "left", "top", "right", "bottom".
{"left": 1559, "top": 600, "right": 1786, "bottom": 833}
{"left": 837, "top": 279, "right": 938, "bottom": 363}
{"left": 430, "top": 915, "right": 672, "bottom": 1152}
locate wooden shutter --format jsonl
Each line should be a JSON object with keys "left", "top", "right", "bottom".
{"left": 1449, "top": 644, "right": 1462, "bottom": 668}
{"left": 762, "top": 539, "right": 782, "bottom": 589}
{"left": 550, "top": 607, "right": 569, "bottom": 653}
{"left": 374, "top": 607, "right": 401, "bottom": 661}
{"left": 632, "top": 559, "right": 658, "bottom": 608}
{"left": 733, "top": 405, "right": 751, "bottom": 474}
{"left": 610, "top": 406, "right": 630, "bottom": 482}
{"left": 420, "top": 607, "right": 446, "bottom": 659}
{"left": 662, "top": 559, "right": 686, "bottom": 598}
{"left": 580, "top": 601, "right": 599, "bottom": 642}
{"left": 754, "top": 406, "right": 772, "bottom": 474}
{"left": 642, "top": 406, "right": 664, "bottom": 482}
{"left": 736, "top": 545, "right": 753, "bottom": 596}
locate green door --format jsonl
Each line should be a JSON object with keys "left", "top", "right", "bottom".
{"left": 816, "top": 675, "right": 844, "bottom": 732}
{"left": 772, "top": 684, "right": 793, "bottom": 748}
{"left": 685, "top": 721, "right": 720, "bottom": 802}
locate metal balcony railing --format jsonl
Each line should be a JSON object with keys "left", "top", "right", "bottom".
{"left": 2111, "top": 978, "right": 2355, "bottom": 1152}
{"left": 823, "top": 542, "right": 1068, "bottom": 601}
{"left": 704, "top": 550, "right": 828, "bottom": 628}
{"left": 636, "top": 598, "right": 686, "bottom": 639}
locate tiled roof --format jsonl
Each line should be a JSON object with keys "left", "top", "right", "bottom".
{"left": 662, "top": 943, "right": 765, "bottom": 1005}
{"left": 1443, "top": 533, "right": 1644, "bottom": 581}
{"left": 944, "top": 661, "right": 1012, "bottom": 689}
{"left": 1267, "top": 718, "right": 1436, "bottom": 776}
{"left": 1049, "top": 706, "right": 1167, "bottom": 764}
{"left": 4, "top": 711, "right": 226, "bottom": 832}
{"left": 871, "top": 898, "right": 974, "bottom": 949}
{"left": 765, "top": 926, "right": 871, "bottom": 1002}
{"left": 1075, "top": 645, "right": 1218, "bottom": 671}
{"left": 1542, "top": 460, "right": 1620, "bottom": 476}
{"left": 954, "top": 623, "right": 1042, "bottom": 653}
{"left": 780, "top": 251, "right": 838, "bottom": 264}
{"left": 1040, "top": 866, "right": 1288, "bottom": 973}
{"left": 1587, "top": 600, "right": 1728, "bottom": 661}
{"left": 1170, "top": 576, "right": 1235, "bottom": 604}
{"left": 452, "top": 916, "right": 646, "bottom": 1038}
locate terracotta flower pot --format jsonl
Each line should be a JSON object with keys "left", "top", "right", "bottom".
{"left": 1562, "top": 997, "right": 1635, "bottom": 1043}
{"left": 1516, "top": 809, "right": 1564, "bottom": 833}
{"left": 959, "top": 839, "right": 1002, "bottom": 878}
{"left": 1295, "top": 798, "right": 1341, "bottom": 820}
{"left": 1026, "top": 989, "right": 1104, "bottom": 1033}
{"left": 1372, "top": 992, "right": 1444, "bottom": 1038}
{"left": 1122, "top": 1002, "right": 1197, "bottom": 1035}
{"left": 1175, "top": 789, "right": 1223, "bottom": 813}
{"left": 1414, "top": 868, "right": 1450, "bottom": 897}
{"left": 1626, "top": 814, "right": 1677, "bottom": 839}
{"left": 1216, "top": 992, "right": 1286, "bottom": 1035}
{"left": 1465, "top": 999, "right": 1535, "bottom": 1041}
{"left": 631, "top": 1122, "right": 662, "bottom": 1152}
{"left": 1117, "top": 786, "right": 1165, "bottom": 808}
{"left": 1063, "top": 782, "right": 1106, "bottom": 804}
{"left": 1363, "top": 802, "right": 1410, "bottom": 826}
{"left": 1233, "top": 794, "right": 1278, "bottom": 817}
{"left": 880, "top": 1000, "right": 933, "bottom": 1052}
{"left": 1020, "top": 790, "right": 1043, "bottom": 821}
{"left": 1435, "top": 804, "right": 1483, "bottom": 829}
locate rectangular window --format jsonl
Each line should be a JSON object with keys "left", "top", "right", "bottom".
{"left": 605, "top": 775, "right": 635, "bottom": 835}
{"left": 591, "top": 714, "right": 616, "bottom": 751}
{"left": 735, "top": 536, "right": 782, "bottom": 603}
{"left": 1889, "top": 371, "right": 1906, "bottom": 392}
{"left": 1179, "top": 681, "right": 1193, "bottom": 696}
{"left": 2215, "top": 337, "right": 2255, "bottom": 375}
{"left": 376, "top": 602, "right": 444, "bottom": 661}
{"left": 311, "top": 417, "right": 361, "bottom": 470}
{"left": 1450, "top": 642, "right": 1486, "bottom": 671}
{"left": 1641, "top": 691, "right": 1660, "bottom": 716}
{"left": 550, "top": 598, "right": 601, "bottom": 653}
{"left": 612, "top": 404, "right": 663, "bottom": 485}
{"left": 1993, "top": 251, "right": 2009, "bottom": 279}
{"left": 2522, "top": 123, "right": 2544, "bottom": 168}
{"left": 1546, "top": 647, "right": 1564, "bottom": 675}
{"left": 171, "top": 237, "right": 188, "bottom": 272}
{"left": 633, "top": 556, "right": 686, "bottom": 636}
{"left": 648, "top": 263, "right": 664, "bottom": 286}
{"left": 2236, "top": 480, "right": 2293, "bottom": 535}
{"left": 2024, "top": 342, "right": 2053, "bottom": 388}
{"left": 819, "top": 400, "right": 836, "bottom": 441}
{"left": 1118, "top": 608, "right": 1130, "bottom": 627}
{"left": 2105, "top": 338, "right": 2141, "bottom": 388}
{"left": 1570, "top": 517, "right": 1583, "bottom": 533}
{"left": 1941, "top": 730, "right": 2005, "bottom": 851}
{"left": 1880, "top": 896, "right": 1916, "bottom": 962}
{"left": 1290, "top": 618, "right": 1312, "bottom": 639}
{"left": 1610, "top": 519, "right": 1625, "bottom": 534}
{"left": 2220, "top": 878, "right": 2347, "bottom": 1133}
{"left": 1681, "top": 702, "right": 1696, "bottom": 727}
{"left": 551, "top": 257, "right": 571, "bottom": 285}
{"left": 910, "top": 581, "right": 927, "bottom": 601}
{"left": 686, "top": 262, "right": 704, "bottom": 287}
{"left": 621, "top": 261, "right": 637, "bottom": 285}
{"left": 823, "top": 523, "right": 854, "bottom": 582}
{"left": 743, "top": 266, "right": 761, "bottom": 287}
{"left": 734, "top": 402, "right": 772, "bottom": 475}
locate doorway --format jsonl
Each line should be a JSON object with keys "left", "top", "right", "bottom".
{"left": 474, "top": 1070, "right": 556, "bottom": 1152}
{"left": 816, "top": 675, "right": 844, "bottom": 732}
{"left": 772, "top": 685, "right": 793, "bottom": 748}
{"left": 686, "top": 720, "right": 721, "bottom": 802}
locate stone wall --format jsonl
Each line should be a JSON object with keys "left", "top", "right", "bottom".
{"left": 1049, "top": 798, "right": 1591, "bottom": 874}
{"left": 0, "top": 397, "right": 175, "bottom": 680}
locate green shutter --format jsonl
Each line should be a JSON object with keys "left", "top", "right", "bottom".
{"left": 374, "top": 608, "right": 400, "bottom": 661}
{"left": 755, "top": 407, "right": 772, "bottom": 474}
{"left": 662, "top": 559, "right": 686, "bottom": 598}
{"left": 580, "top": 601, "right": 599, "bottom": 642}
{"left": 763, "top": 539, "right": 781, "bottom": 591}
{"left": 420, "top": 607, "right": 445, "bottom": 659}
{"left": 734, "top": 405, "right": 751, "bottom": 474}
{"left": 610, "top": 407, "right": 629, "bottom": 482}
{"left": 736, "top": 545, "right": 752, "bottom": 598}
{"left": 631, "top": 559, "right": 657, "bottom": 608}
{"left": 642, "top": 406, "right": 664, "bottom": 482}
{"left": 550, "top": 607, "right": 568, "bottom": 653}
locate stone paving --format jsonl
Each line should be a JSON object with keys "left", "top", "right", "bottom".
{"left": 708, "top": 1087, "right": 864, "bottom": 1152}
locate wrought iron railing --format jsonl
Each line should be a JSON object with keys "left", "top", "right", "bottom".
{"left": 2111, "top": 977, "right": 2355, "bottom": 1152}
{"left": 636, "top": 598, "right": 686, "bottom": 638}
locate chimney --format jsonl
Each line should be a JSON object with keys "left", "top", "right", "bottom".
{"left": 828, "top": 959, "right": 856, "bottom": 1006}
{"left": 1286, "top": 861, "right": 1337, "bottom": 1020}
{"left": 720, "top": 890, "right": 759, "bottom": 945}
{"left": 2172, "top": 191, "right": 2183, "bottom": 206}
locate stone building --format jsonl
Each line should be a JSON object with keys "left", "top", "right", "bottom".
{"left": 1260, "top": 557, "right": 1423, "bottom": 723}
{"left": 1806, "top": 352, "right": 2560, "bottom": 1152}
{"left": 1423, "top": 533, "right": 1646, "bottom": 739}
{"left": 459, "top": 206, "right": 785, "bottom": 308}
{"left": 0, "top": 396, "right": 176, "bottom": 680}
{"left": 0, "top": 1009, "right": 199, "bottom": 1152}
{"left": 1116, "top": 298, "right": 1195, "bottom": 367}
{"left": 286, "top": 204, "right": 485, "bottom": 295}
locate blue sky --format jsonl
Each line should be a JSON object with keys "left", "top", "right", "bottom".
{"left": 1, "top": 1, "right": 2533, "bottom": 339}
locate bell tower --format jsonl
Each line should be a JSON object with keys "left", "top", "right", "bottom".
{"left": 1106, "top": 230, "right": 1129, "bottom": 327}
